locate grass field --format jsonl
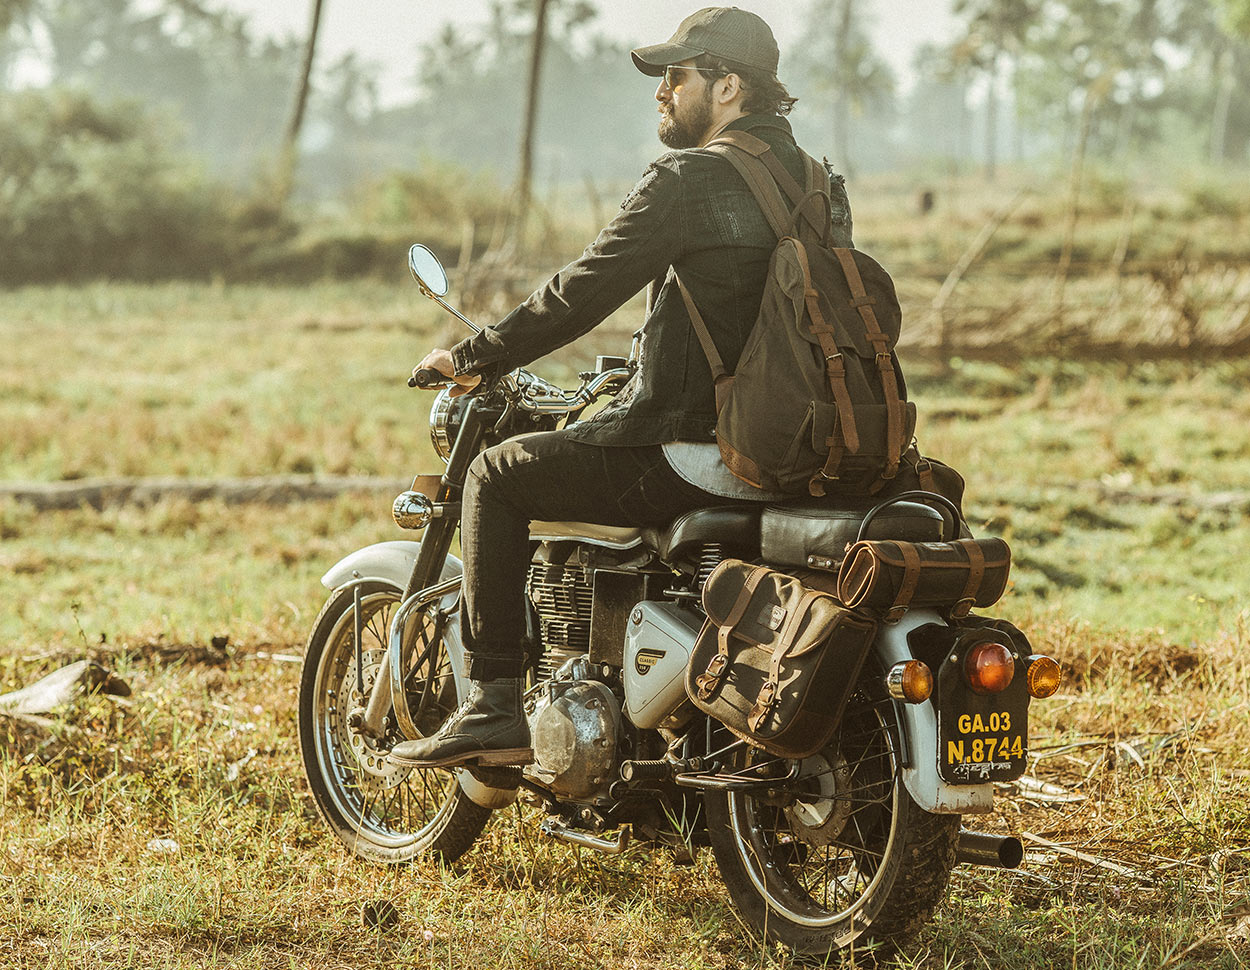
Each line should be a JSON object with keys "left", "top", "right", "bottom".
{"left": 2, "top": 218, "right": 1249, "bottom": 966}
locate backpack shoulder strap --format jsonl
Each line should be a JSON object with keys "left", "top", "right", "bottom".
{"left": 710, "top": 132, "right": 832, "bottom": 242}
{"left": 703, "top": 141, "right": 793, "bottom": 238}
{"left": 674, "top": 270, "right": 734, "bottom": 411}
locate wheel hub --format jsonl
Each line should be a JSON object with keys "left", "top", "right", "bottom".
{"left": 783, "top": 751, "right": 853, "bottom": 846}
{"left": 336, "top": 651, "right": 408, "bottom": 789}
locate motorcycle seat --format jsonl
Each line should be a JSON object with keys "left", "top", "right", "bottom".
{"left": 529, "top": 521, "right": 645, "bottom": 549}
{"left": 647, "top": 506, "right": 763, "bottom": 563}
{"left": 760, "top": 500, "right": 946, "bottom": 569}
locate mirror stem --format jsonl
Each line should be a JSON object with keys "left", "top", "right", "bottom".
{"left": 419, "top": 284, "right": 482, "bottom": 335}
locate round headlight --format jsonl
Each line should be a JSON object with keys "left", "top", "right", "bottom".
{"left": 428, "top": 387, "right": 464, "bottom": 463}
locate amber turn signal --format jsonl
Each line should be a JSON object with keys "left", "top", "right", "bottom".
{"left": 1025, "top": 655, "right": 1062, "bottom": 697}
{"left": 887, "top": 661, "right": 934, "bottom": 703}
{"left": 964, "top": 641, "right": 1015, "bottom": 695}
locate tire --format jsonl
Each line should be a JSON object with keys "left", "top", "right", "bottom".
{"left": 298, "top": 581, "right": 491, "bottom": 864}
{"left": 704, "top": 670, "right": 960, "bottom": 960}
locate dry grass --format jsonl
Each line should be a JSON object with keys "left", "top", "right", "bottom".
{"left": 4, "top": 190, "right": 1250, "bottom": 965}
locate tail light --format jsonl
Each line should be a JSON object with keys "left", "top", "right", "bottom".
{"left": 964, "top": 641, "right": 1015, "bottom": 694}
{"left": 887, "top": 661, "right": 933, "bottom": 703}
{"left": 1025, "top": 655, "right": 1062, "bottom": 697}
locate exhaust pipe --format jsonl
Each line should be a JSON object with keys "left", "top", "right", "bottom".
{"left": 957, "top": 830, "right": 1024, "bottom": 869}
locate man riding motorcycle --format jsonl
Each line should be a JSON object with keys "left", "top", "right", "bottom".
{"left": 389, "top": 7, "right": 854, "bottom": 770}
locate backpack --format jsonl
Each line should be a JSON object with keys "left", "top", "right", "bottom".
{"left": 676, "top": 130, "right": 915, "bottom": 497}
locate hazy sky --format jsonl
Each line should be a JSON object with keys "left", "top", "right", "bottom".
{"left": 215, "top": 0, "right": 960, "bottom": 105}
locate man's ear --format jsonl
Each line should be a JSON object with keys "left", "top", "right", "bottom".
{"left": 716, "top": 73, "right": 743, "bottom": 105}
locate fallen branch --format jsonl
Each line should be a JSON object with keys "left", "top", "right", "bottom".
{"left": 0, "top": 475, "right": 411, "bottom": 512}
{"left": 1020, "top": 831, "right": 1153, "bottom": 883}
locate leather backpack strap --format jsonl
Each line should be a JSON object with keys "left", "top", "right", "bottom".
{"left": 674, "top": 270, "right": 733, "bottom": 411}
{"left": 709, "top": 132, "right": 831, "bottom": 241}
{"left": 831, "top": 247, "right": 904, "bottom": 481}
{"left": 704, "top": 142, "right": 793, "bottom": 238}
{"left": 789, "top": 241, "right": 859, "bottom": 497}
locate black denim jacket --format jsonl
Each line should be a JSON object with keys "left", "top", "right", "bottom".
{"left": 450, "top": 113, "right": 853, "bottom": 447}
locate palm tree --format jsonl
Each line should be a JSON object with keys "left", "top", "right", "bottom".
{"left": 277, "top": 0, "right": 324, "bottom": 207}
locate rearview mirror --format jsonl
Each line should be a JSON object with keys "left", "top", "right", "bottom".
{"left": 408, "top": 244, "right": 449, "bottom": 297}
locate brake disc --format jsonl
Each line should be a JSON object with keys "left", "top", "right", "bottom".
{"left": 337, "top": 651, "right": 408, "bottom": 790}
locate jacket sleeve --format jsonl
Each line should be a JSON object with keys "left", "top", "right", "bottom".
{"left": 450, "top": 158, "right": 685, "bottom": 377}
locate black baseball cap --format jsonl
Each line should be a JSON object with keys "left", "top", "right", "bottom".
{"left": 631, "top": 7, "right": 780, "bottom": 77}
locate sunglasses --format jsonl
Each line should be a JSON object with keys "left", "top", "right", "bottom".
{"left": 663, "top": 64, "right": 724, "bottom": 89}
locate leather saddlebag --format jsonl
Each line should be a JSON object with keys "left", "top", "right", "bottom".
{"left": 685, "top": 559, "right": 877, "bottom": 759}
{"left": 836, "top": 537, "right": 1011, "bottom": 621}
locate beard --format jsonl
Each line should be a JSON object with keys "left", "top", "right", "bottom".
{"left": 658, "top": 85, "right": 715, "bottom": 149}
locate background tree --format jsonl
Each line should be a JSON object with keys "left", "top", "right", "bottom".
{"left": 789, "top": 0, "right": 895, "bottom": 177}
{"left": 276, "top": 0, "right": 324, "bottom": 207}
{"left": 950, "top": 0, "right": 1039, "bottom": 180}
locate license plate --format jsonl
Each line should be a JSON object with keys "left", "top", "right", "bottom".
{"left": 936, "top": 665, "right": 1029, "bottom": 784}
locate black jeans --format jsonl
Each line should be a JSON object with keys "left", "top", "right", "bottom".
{"left": 459, "top": 430, "right": 733, "bottom": 680}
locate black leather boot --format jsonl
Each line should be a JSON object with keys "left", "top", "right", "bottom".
{"left": 386, "top": 678, "right": 532, "bottom": 769}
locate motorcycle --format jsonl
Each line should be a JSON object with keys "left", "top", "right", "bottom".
{"left": 297, "top": 244, "right": 1061, "bottom": 959}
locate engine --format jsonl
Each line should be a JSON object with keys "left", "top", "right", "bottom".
{"left": 523, "top": 657, "right": 623, "bottom": 802}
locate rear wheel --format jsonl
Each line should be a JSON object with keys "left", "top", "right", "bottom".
{"left": 704, "top": 675, "right": 960, "bottom": 959}
{"left": 298, "top": 581, "right": 491, "bottom": 864}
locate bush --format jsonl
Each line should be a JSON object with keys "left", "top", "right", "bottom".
{"left": 0, "top": 89, "right": 253, "bottom": 284}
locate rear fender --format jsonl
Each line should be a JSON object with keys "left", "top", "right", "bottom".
{"left": 874, "top": 611, "right": 994, "bottom": 815}
{"left": 320, "top": 541, "right": 515, "bottom": 810}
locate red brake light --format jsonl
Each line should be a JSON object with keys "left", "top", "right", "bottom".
{"left": 964, "top": 641, "right": 1015, "bottom": 694}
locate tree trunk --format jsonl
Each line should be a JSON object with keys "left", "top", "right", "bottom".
{"left": 1210, "top": 47, "right": 1235, "bottom": 164}
{"left": 983, "top": 47, "right": 998, "bottom": 181}
{"left": 516, "top": 0, "right": 551, "bottom": 242}
{"left": 832, "top": 0, "right": 854, "bottom": 176}
{"left": 277, "top": 0, "right": 325, "bottom": 208}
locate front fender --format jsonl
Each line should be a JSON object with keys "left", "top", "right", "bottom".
{"left": 321, "top": 540, "right": 462, "bottom": 593}
{"left": 875, "top": 611, "right": 994, "bottom": 815}
{"left": 320, "top": 541, "right": 515, "bottom": 810}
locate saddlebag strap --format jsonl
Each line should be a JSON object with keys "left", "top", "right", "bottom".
{"left": 747, "top": 587, "right": 823, "bottom": 732}
{"left": 674, "top": 271, "right": 734, "bottom": 412}
{"left": 832, "top": 247, "right": 904, "bottom": 482}
{"left": 887, "top": 541, "right": 923, "bottom": 622}
{"left": 696, "top": 564, "right": 769, "bottom": 700}
{"left": 954, "top": 538, "right": 986, "bottom": 618}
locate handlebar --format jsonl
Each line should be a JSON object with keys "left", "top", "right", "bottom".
{"left": 406, "top": 363, "right": 633, "bottom": 417}
{"left": 408, "top": 367, "right": 444, "bottom": 389}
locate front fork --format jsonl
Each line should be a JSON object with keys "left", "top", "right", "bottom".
{"left": 358, "top": 399, "right": 491, "bottom": 742}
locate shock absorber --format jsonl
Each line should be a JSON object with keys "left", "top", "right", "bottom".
{"left": 695, "top": 542, "right": 726, "bottom": 593}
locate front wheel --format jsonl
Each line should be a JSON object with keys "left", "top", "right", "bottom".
{"left": 298, "top": 581, "right": 491, "bottom": 864}
{"left": 704, "top": 677, "right": 960, "bottom": 960}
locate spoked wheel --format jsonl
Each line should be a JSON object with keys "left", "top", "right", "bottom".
{"left": 298, "top": 581, "right": 491, "bottom": 864}
{"left": 705, "top": 674, "right": 960, "bottom": 960}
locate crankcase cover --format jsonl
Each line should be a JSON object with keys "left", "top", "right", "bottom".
{"left": 528, "top": 680, "right": 621, "bottom": 800}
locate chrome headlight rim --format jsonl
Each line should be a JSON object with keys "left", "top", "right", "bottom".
{"left": 428, "top": 387, "right": 458, "bottom": 463}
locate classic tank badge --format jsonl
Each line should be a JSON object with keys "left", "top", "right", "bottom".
{"left": 634, "top": 649, "right": 665, "bottom": 676}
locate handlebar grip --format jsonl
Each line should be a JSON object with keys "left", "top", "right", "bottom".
{"left": 408, "top": 367, "right": 443, "bottom": 389}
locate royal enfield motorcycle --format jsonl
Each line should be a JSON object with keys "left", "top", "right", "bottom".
{"left": 297, "top": 245, "right": 1061, "bottom": 959}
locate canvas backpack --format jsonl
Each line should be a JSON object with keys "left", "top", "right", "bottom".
{"left": 676, "top": 130, "right": 916, "bottom": 497}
